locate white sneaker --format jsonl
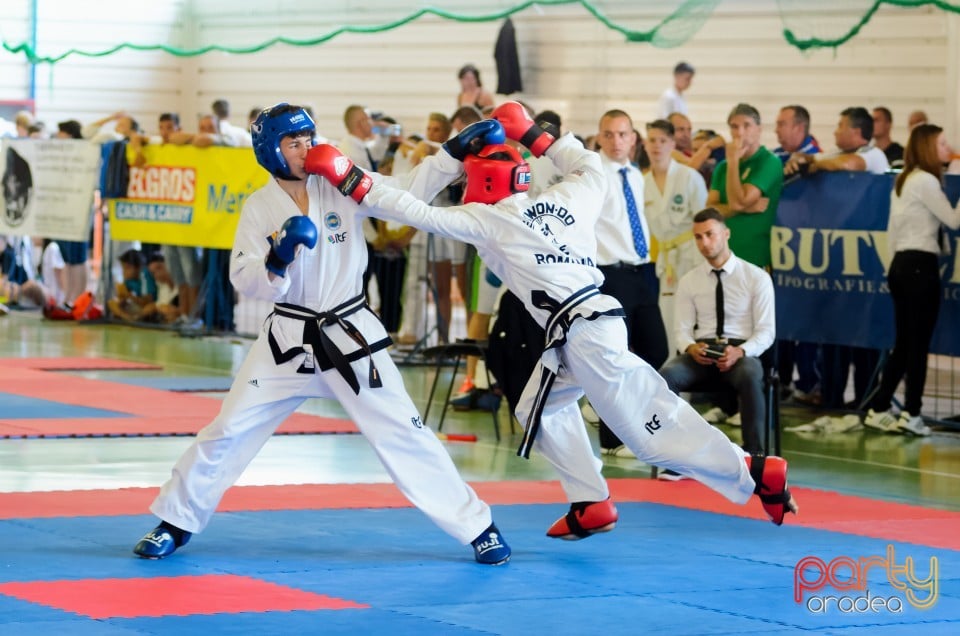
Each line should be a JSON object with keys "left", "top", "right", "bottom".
{"left": 656, "top": 468, "right": 690, "bottom": 482}
{"left": 823, "top": 414, "right": 864, "bottom": 434}
{"left": 701, "top": 406, "right": 728, "bottom": 424}
{"left": 785, "top": 415, "right": 832, "bottom": 433}
{"left": 896, "top": 413, "right": 932, "bottom": 437}
{"left": 602, "top": 445, "right": 636, "bottom": 459}
{"left": 863, "top": 409, "right": 899, "bottom": 432}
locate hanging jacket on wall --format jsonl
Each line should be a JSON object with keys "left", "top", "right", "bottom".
{"left": 100, "top": 140, "right": 130, "bottom": 199}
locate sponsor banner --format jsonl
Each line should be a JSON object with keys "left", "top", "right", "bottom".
{"left": 774, "top": 173, "right": 960, "bottom": 356}
{"left": 108, "top": 144, "right": 267, "bottom": 249}
{"left": 1, "top": 138, "right": 100, "bottom": 241}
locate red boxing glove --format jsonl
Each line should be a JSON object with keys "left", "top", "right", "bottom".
{"left": 304, "top": 144, "right": 373, "bottom": 203}
{"left": 491, "top": 101, "right": 557, "bottom": 157}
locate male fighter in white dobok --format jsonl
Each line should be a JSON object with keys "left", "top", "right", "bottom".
{"left": 305, "top": 102, "right": 799, "bottom": 540}
{"left": 133, "top": 103, "right": 511, "bottom": 565}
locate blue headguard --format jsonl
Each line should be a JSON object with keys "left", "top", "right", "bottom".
{"left": 251, "top": 103, "right": 316, "bottom": 179}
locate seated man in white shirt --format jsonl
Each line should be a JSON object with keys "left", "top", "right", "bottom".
{"left": 658, "top": 207, "right": 775, "bottom": 478}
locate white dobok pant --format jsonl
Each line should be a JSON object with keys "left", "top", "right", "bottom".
{"left": 516, "top": 317, "right": 756, "bottom": 504}
{"left": 150, "top": 334, "right": 492, "bottom": 544}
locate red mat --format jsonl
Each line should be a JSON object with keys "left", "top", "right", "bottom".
{"left": 0, "top": 574, "right": 367, "bottom": 619}
{"left": 3, "top": 479, "right": 958, "bottom": 551}
{"left": 0, "top": 357, "right": 162, "bottom": 371}
{"left": 0, "top": 365, "right": 357, "bottom": 438}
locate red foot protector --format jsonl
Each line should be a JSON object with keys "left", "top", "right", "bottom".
{"left": 546, "top": 498, "right": 618, "bottom": 540}
{"left": 746, "top": 455, "right": 799, "bottom": 525}
{"left": 0, "top": 574, "right": 368, "bottom": 619}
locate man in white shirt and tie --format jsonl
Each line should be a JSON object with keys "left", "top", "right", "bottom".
{"left": 593, "top": 109, "right": 669, "bottom": 457}
{"left": 659, "top": 207, "right": 775, "bottom": 467}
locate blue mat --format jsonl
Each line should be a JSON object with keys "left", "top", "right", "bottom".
{"left": 0, "top": 393, "right": 129, "bottom": 419}
{"left": 2, "top": 504, "right": 958, "bottom": 635}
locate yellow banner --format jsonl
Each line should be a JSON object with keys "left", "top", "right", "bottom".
{"left": 108, "top": 145, "right": 268, "bottom": 249}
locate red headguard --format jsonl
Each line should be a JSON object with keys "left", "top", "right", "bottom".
{"left": 462, "top": 144, "right": 531, "bottom": 204}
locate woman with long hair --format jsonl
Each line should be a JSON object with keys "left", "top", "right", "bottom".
{"left": 456, "top": 64, "right": 495, "bottom": 111}
{"left": 864, "top": 124, "right": 960, "bottom": 435}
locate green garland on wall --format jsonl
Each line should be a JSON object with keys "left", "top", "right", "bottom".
{"left": 3, "top": 0, "right": 959, "bottom": 65}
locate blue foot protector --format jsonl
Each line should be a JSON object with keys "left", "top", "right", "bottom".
{"left": 471, "top": 523, "right": 511, "bottom": 565}
{"left": 133, "top": 523, "right": 191, "bottom": 559}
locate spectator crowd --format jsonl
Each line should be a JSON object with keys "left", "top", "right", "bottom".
{"left": 3, "top": 61, "right": 958, "bottom": 448}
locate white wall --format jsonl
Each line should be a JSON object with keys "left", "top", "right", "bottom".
{"left": 1, "top": 1, "right": 954, "bottom": 149}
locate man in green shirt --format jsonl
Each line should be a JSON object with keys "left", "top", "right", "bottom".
{"left": 707, "top": 103, "right": 783, "bottom": 268}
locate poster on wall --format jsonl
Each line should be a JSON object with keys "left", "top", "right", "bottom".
{"left": 108, "top": 145, "right": 267, "bottom": 249}
{"left": 0, "top": 138, "right": 100, "bottom": 241}
{"left": 774, "top": 173, "right": 960, "bottom": 356}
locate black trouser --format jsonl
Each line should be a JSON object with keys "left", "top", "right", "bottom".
{"left": 596, "top": 263, "right": 668, "bottom": 449}
{"left": 370, "top": 250, "right": 406, "bottom": 334}
{"left": 871, "top": 250, "right": 941, "bottom": 416}
{"left": 660, "top": 351, "right": 765, "bottom": 454}
{"left": 820, "top": 345, "right": 881, "bottom": 409}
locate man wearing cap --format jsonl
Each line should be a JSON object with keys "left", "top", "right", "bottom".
{"left": 657, "top": 62, "right": 695, "bottom": 119}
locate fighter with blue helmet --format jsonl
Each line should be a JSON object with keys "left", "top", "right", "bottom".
{"left": 133, "top": 103, "right": 512, "bottom": 565}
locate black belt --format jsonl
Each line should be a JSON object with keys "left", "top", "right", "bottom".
{"left": 516, "top": 285, "right": 624, "bottom": 459}
{"left": 600, "top": 261, "right": 651, "bottom": 272}
{"left": 267, "top": 294, "right": 389, "bottom": 394}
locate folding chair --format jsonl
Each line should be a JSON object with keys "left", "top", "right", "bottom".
{"left": 421, "top": 339, "right": 501, "bottom": 440}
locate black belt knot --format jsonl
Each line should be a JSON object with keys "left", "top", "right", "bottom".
{"left": 267, "top": 294, "right": 383, "bottom": 395}
{"left": 517, "top": 285, "right": 607, "bottom": 459}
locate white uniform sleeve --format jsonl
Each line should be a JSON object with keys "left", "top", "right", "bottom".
{"left": 373, "top": 148, "right": 464, "bottom": 204}
{"left": 363, "top": 183, "right": 487, "bottom": 246}
{"left": 742, "top": 268, "right": 776, "bottom": 358}
{"left": 539, "top": 133, "right": 607, "bottom": 223}
{"left": 674, "top": 273, "right": 697, "bottom": 353}
{"left": 689, "top": 168, "right": 708, "bottom": 211}
{"left": 917, "top": 172, "right": 960, "bottom": 230}
{"left": 229, "top": 195, "right": 290, "bottom": 301}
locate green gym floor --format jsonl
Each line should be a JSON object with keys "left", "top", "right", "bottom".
{"left": 1, "top": 308, "right": 958, "bottom": 513}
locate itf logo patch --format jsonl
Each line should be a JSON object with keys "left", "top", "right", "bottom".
{"left": 324, "top": 212, "right": 342, "bottom": 231}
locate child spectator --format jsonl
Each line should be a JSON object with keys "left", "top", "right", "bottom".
{"left": 107, "top": 249, "right": 156, "bottom": 322}
{"left": 145, "top": 253, "right": 180, "bottom": 323}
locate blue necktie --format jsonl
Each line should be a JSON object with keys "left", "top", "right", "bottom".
{"left": 619, "top": 167, "right": 648, "bottom": 259}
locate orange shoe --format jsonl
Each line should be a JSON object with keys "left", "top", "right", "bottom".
{"left": 457, "top": 376, "right": 475, "bottom": 395}
{"left": 546, "top": 498, "right": 618, "bottom": 540}
{"left": 746, "top": 455, "right": 799, "bottom": 525}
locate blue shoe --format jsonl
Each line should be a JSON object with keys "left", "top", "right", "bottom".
{"left": 474, "top": 391, "right": 502, "bottom": 412}
{"left": 471, "top": 523, "right": 511, "bottom": 565}
{"left": 133, "top": 525, "right": 191, "bottom": 559}
{"left": 450, "top": 391, "right": 476, "bottom": 411}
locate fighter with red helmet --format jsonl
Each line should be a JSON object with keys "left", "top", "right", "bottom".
{"left": 306, "top": 102, "right": 798, "bottom": 540}
{"left": 132, "top": 103, "right": 512, "bottom": 565}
